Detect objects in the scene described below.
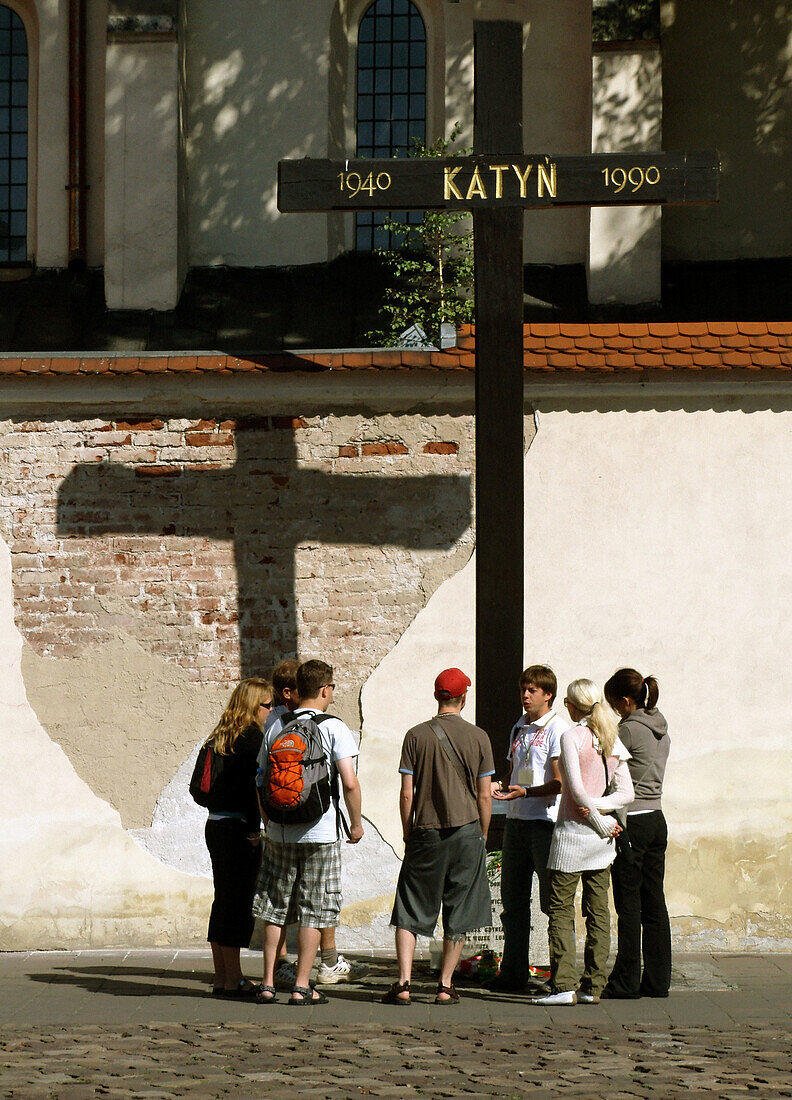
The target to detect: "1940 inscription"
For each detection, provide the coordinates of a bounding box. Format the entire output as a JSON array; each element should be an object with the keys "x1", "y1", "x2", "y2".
[{"x1": 279, "y1": 151, "x2": 719, "y2": 212}]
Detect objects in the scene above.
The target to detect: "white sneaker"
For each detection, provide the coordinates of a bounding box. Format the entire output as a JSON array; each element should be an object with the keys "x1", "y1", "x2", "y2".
[
  {"x1": 315, "y1": 954, "x2": 369, "y2": 985},
  {"x1": 577, "y1": 991, "x2": 600, "y2": 1004},
  {"x1": 530, "y1": 989, "x2": 578, "y2": 1006},
  {"x1": 273, "y1": 960, "x2": 297, "y2": 990}
]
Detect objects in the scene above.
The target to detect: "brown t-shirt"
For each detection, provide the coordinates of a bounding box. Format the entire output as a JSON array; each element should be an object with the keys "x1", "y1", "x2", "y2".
[{"x1": 399, "y1": 713, "x2": 495, "y2": 829}]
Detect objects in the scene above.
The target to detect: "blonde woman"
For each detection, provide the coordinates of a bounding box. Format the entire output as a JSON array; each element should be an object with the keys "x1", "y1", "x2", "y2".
[
  {"x1": 202, "y1": 677, "x2": 273, "y2": 998},
  {"x1": 532, "y1": 679, "x2": 634, "y2": 1006}
]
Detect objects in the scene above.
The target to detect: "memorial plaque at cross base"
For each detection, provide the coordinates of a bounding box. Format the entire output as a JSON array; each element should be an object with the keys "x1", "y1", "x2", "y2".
[{"x1": 276, "y1": 19, "x2": 720, "y2": 786}]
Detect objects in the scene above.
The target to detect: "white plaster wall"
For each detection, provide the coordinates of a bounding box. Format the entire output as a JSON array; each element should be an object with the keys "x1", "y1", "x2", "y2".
[
  {"x1": 0, "y1": 535, "x2": 213, "y2": 949},
  {"x1": 521, "y1": 0, "x2": 592, "y2": 266},
  {"x1": 589, "y1": 46, "x2": 661, "y2": 304},
  {"x1": 105, "y1": 39, "x2": 180, "y2": 309},
  {"x1": 360, "y1": 395, "x2": 792, "y2": 947},
  {"x1": 185, "y1": 0, "x2": 333, "y2": 267}
]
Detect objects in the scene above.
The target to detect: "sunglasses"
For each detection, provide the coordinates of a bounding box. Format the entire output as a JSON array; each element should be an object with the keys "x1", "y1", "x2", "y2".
[{"x1": 259, "y1": 700, "x2": 274, "y2": 709}]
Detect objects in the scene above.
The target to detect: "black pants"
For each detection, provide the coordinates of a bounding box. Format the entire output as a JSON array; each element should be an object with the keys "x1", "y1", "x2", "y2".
[
  {"x1": 205, "y1": 818, "x2": 261, "y2": 949},
  {"x1": 606, "y1": 810, "x2": 672, "y2": 997}
]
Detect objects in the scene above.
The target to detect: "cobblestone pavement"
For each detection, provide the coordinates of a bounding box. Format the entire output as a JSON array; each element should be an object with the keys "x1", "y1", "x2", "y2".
[{"x1": 1, "y1": 952, "x2": 791, "y2": 1098}]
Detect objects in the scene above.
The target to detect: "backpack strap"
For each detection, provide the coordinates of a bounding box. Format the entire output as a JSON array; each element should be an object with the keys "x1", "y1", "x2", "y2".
[{"x1": 429, "y1": 717, "x2": 475, "y2": 800}]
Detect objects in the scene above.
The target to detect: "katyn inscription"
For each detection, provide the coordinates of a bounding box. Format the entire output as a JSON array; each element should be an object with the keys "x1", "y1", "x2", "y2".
[{"x1": 280, "y1": 152, "x2": 719, "y2": 212}]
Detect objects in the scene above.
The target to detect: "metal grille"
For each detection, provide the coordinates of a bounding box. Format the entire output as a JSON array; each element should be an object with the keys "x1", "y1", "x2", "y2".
[
  {"x1": 355, "y1": 0, "x2": 426, "y2": 251},
  {"x1": 0, "y1": 5, "x2": 27, "y2": 264}
]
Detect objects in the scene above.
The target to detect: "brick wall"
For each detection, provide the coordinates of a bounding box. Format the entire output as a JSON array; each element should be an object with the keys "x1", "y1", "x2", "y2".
[{"x1": 2, "y1": 414, "x2": 473, "y2": 716}]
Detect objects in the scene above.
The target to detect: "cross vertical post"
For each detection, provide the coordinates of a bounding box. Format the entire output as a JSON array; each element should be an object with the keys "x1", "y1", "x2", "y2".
[{"x1": 472, "y1": 20, "x2": 525, "y2": 770}]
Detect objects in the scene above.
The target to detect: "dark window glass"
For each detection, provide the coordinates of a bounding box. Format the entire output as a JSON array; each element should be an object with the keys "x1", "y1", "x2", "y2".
[
  {"x1": 0, "y1": 6, "x2": 27, "y2": 263},
  {"x1": 355, "y1": 0, "x2": 426, "y2": 251}
]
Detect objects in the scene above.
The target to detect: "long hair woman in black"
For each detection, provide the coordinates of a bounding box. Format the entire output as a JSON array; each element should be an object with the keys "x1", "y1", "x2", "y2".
[{"x1": 202, "y1": 676, "x2": 272, "y2": 998}]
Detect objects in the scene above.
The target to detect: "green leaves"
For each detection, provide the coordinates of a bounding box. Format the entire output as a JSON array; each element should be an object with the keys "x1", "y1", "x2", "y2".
[{"x1": 367, "y1": 124, "x2": 475, "y2": 348}]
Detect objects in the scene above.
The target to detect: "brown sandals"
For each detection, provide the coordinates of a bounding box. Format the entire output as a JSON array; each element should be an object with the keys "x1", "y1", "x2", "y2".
[
  {"x1": 435, "y1": 982, "x2": 460, "y2": 1005},
  {"x1": 381, "y1": 980, "x2": 411, "y2": 1005}
]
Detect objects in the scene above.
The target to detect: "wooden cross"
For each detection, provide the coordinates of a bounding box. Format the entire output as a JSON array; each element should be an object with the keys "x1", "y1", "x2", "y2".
[
  {"x1": 57, "y1": 423, "x2": 470, "y2": 685},
  {"x1": 278, "y1": 20, "x2": 719, "y2": 767}
]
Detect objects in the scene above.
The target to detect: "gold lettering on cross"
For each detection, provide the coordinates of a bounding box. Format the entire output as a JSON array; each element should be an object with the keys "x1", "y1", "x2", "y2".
[
  {"x1": 488, "y1": 165, "x2": 510, "y2": 199},
  {"x1": 512, "y1": 163, "x2": 534, "y2": 199},
  {"x1": 444, "y1": 166, "x2": 463, "y2": 200},
  {"x1": 465, "y1": 165, "x2": 487, "y2": 200},
  {"x1": 538, "y1": 162, "x2": 557, "y2": 198}
]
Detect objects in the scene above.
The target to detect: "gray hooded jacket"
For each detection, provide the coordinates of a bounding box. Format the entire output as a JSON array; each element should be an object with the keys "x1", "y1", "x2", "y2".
[{"x1": 617, "y1": 708, "x2": 670, "y2": 813}]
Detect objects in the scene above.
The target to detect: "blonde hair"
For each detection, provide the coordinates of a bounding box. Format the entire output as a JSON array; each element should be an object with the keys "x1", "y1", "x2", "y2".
[
  {"x1": 565, "y1": 678, "x2": 619, "y2": 758},
  {"x1": 208, "y1": 677, "x2": 272, "y2": 755}
]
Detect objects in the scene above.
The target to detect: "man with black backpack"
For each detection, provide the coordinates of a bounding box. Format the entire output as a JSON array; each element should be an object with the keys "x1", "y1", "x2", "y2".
[
  {"x1": 253, "y1": 659, "x2": 363, "y2": 1005},
  {"x1": 382, "y1": 668, "x2": 494, "y2": 1006}
]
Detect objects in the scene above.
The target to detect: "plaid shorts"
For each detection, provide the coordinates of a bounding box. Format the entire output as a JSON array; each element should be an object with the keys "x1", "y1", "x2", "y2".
[{"x1": 252, "y1": 838, "x2": 342, "y2": 928}]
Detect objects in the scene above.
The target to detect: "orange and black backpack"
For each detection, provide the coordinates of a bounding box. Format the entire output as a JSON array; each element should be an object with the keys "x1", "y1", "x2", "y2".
[{"x1": 257, "y1": 711, "x2": 335, "y2": 826}]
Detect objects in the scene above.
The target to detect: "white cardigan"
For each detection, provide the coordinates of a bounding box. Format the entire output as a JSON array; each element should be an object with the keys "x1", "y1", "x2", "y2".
[{"x1": 547, "y1": 723, "x2": 635, "y2": 873}]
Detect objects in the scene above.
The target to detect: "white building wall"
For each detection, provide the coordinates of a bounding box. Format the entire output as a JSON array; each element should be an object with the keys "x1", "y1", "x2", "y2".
[
  {"x1": 2, "y1": 377, "x2": 791, "y2": 950},
  {"x1": 589, "y1": 44, "x2": 662, "y2": 305},
  {"x1": 104, "y1": 37, "x2": 180, "y2": 309},
  {"x1": 184, "y1": 0, "x2": 334, "y2": 268}
]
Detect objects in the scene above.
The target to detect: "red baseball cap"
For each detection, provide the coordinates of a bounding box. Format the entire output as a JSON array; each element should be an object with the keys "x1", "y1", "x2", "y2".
[{"x1": 434, "y1": 667, "x2": 472, "y2": 698}]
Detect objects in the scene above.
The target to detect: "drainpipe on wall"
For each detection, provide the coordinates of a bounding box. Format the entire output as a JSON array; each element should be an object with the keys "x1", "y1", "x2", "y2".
[{"x1": 67, "y1": 0, "x2": 88, "y2": 268}]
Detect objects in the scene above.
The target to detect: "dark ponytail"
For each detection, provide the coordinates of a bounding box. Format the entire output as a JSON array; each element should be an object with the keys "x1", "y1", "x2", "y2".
[{"x1": 604, "y1": 668, "x2": 659, "y2": 710}]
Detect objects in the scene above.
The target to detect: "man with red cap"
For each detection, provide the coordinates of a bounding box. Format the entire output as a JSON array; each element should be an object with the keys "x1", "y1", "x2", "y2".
[{"x1": 382, "y1": 668, "x2": 494, "y2": 1005}]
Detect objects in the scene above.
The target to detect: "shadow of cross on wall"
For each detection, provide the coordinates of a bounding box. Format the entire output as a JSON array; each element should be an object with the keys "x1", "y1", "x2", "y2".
[{"x1": 56, "y1": 418, "x2": 471, "y2": 682}]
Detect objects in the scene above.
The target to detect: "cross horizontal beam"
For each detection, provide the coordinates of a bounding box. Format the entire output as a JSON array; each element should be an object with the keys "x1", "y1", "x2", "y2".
[{"x1": 278, "y1": 151, "x2": 720, "y2": 212}]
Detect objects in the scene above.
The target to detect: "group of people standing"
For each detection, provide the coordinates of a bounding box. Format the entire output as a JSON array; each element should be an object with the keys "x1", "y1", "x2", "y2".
[
  {"x1": 488, "y1": 664, "x2": 671, "y2": 1005},
  {"x1": 197, "y1": 655, "x2": 671, "y2": 1007}
]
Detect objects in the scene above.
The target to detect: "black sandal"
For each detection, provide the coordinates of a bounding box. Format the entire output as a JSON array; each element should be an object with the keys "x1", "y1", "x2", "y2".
[
  {"x1": 381, "y1": 980, "x2": 411, "y2": 1005},
  {"x1": 289, "y1": 985, "x2": 329, "y2": 1006},
  {"x1": 435, "y1": 982, "x2": 460, "y2": 1005},
  {"x1": 255, "y1": 985, "x2": 277, "y2": 1004}
]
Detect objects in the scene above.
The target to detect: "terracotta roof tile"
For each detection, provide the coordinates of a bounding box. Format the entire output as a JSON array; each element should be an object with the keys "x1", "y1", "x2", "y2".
[
  {"x1": 531, "y1": 323, "x2": 561, "y2": 337},
  {"x1": 166, "y1": 356, "x2": 198, "y2": 372},
  {"x1": 635, "y1": 352, "x2": 668, "y2": 369},
  {"x1": 19, "y1": 357, "x2": 51, "y2": 373},
  {"x1": 577, "y1": 353, "x2": 610, "y2": 369},
  {"x1": 664, "y1": 352, "x2": 696, "y2": 369},
  {"x1": 723, "y1": 352, "x2": 753, "y2": 368},
  {"x1": 136, "y1": 357, "x2": 169, "y2": 373},
  {"x1": 106, "y1": 356, "x2": 141, "y2": 373},
  {"x1": 752, "y1": 351, "x2": 783, "y2": 368},
  {"x1": 1, "y1": 323, "x2": 791, "y2": 378},
  {"x1": 606, "y1": 352, "x2": 636, "y2": 368},
  {"x1": 51, "y1": 357, "x2": 81, "y2": 374}
]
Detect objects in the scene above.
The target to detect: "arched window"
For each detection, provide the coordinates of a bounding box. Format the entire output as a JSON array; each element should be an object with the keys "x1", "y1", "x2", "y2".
[
  {"x1": 0, "y1": 4, "x2": 27, "y2": 263},
  {"x1": 355, "y1": 0, "x2": 426, "y2": 251}
]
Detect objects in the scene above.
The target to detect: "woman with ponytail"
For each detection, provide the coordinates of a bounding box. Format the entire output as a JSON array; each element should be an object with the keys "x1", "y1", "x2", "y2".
[
  {"x1": 531, "y1": 679, "x2": 634, "y2": 1006},
  {"x1": 602, "y1": 669, "x2": 671, "y2": 1000},
  {"x1": 202, "y1": 676, "x2": 272, "y2": 998}
]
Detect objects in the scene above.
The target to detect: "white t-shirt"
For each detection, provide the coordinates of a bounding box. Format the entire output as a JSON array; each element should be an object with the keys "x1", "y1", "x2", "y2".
[
  {"x1": 506, "y1": 709, "x2": 569, "y2": 822},
  {"x1": 257, "y1": 707, "x2": 358, "y2": 844}
]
